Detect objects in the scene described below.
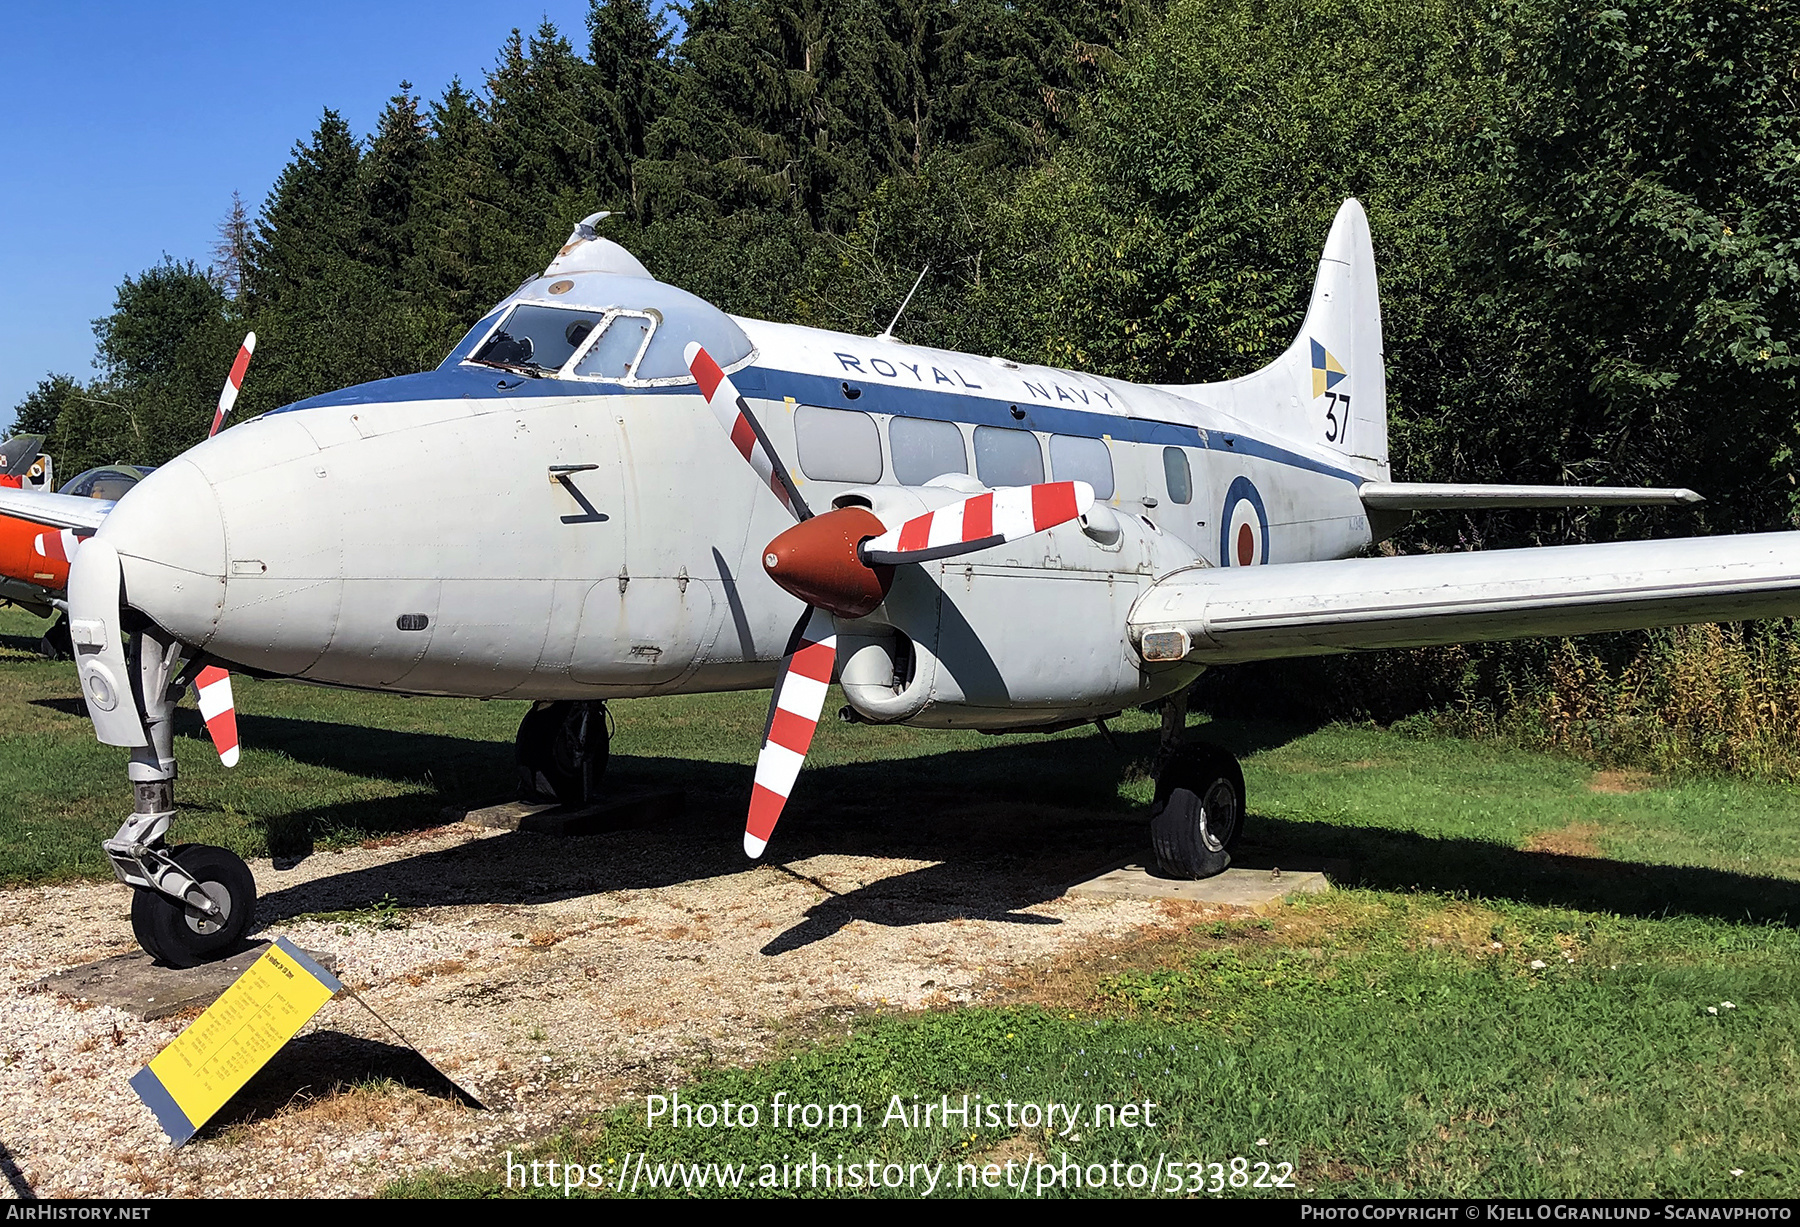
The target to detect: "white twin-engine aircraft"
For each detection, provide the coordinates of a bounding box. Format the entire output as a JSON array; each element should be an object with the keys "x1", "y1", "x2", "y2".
[{"x1": 7, "y1": 199, "x2": 1798, "y2": 967}]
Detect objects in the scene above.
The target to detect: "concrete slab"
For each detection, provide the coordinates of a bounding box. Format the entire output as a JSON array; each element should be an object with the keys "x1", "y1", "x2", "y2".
[
  {"x1": 1066, "y1": 858, "x2": 1343, "y2": 910},
  {"x1": 452, "y1": 787, "x2": 686, "y2": 836},
  {"x1": 34, "y1": 942, "x2": 339, "y2": 1021}
]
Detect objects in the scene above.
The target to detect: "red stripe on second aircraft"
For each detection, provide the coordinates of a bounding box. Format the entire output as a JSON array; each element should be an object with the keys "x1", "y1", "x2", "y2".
[{"x1": 1031, "y1": 482, "x2": 1078, "y2": 531}]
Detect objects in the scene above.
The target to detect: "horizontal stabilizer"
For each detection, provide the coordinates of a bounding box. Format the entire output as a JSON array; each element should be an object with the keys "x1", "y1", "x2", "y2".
[
  {"x1": 0, "y1": 488, "x2": 113, "y2": 533},
  {"x1": 1130, "y1": 532, "x2": 1800, "y2": 664},
  {"x1": 1359, "y1": 482, "x2": 1702, "y2": 510}
]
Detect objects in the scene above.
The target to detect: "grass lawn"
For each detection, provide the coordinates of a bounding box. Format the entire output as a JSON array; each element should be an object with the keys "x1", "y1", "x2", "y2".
[{"x1": 2, "y1": 604, "x2": 1796, "y2": 1196}]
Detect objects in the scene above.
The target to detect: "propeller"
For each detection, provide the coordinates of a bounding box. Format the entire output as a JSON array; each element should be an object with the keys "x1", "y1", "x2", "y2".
[
  {"x1": 209, "y1": 333, "x2": 256, "y2": 439},
  {"x1": 685, "y1": 342, "x2": 1094, "y2": 859},
  {"x1": 181, "y1": 332, "x2": 255, "y2": 765}
]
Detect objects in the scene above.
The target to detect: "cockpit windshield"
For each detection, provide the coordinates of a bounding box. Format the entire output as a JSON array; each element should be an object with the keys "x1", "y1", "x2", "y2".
[
  {"x1": 457, "y1": 273, "x2": 754, "y2": 384},
  {"x1": 471, "y1": 305, "x2": 602, "y2": 376}
]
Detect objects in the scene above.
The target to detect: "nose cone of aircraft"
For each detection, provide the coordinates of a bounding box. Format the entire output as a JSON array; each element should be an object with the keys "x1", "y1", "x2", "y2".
[{"x1": 99, "y1": 458, "x2": 228, "y2": 647}]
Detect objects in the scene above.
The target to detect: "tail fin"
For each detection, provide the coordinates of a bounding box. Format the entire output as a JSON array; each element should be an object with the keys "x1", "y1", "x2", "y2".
[{"x1": 1172, "y1": 199, "x2": 1389, "y2": 478}]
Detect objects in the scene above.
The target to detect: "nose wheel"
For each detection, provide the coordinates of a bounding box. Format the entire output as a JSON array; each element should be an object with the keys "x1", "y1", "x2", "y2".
[
  {"x1": 129, "y1": 844, "x2": 257, "y2": 967},
  {"x1": 516, "y1": 700, "x2": 609, "y2": 807}
]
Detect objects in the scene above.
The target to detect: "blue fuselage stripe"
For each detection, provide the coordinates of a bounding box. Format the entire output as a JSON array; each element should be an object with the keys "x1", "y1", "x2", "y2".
[{"x1": 272, "y1": 363, "x2": 1363, "y2": 486}]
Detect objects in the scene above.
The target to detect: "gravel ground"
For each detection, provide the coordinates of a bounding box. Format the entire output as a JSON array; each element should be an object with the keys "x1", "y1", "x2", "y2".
[{"x1": 0, "y1": 800, "x2": 1177, "y2": 1198}]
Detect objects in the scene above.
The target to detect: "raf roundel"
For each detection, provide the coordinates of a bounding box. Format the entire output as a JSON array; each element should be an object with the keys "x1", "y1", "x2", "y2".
[{"x1": 1220, "y1": 475, "x2": 1270, "y2": 567}]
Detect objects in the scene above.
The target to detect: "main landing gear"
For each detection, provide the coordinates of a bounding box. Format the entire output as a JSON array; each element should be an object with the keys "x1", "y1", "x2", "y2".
[
  {"x1": 1147, "y1": 688, "x2": 1245, "y2": 879},
  {"x1": 101, "y1": 625, "x2": 256, "y2": 967},
  {"x1": 515, "y1": 700, "x2": 609, "y2": 806}
]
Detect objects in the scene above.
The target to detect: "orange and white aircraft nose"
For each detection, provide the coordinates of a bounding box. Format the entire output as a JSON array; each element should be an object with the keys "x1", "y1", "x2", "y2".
[{"x1": 0, "y1": 514, "x2": 68, "y2": 590}]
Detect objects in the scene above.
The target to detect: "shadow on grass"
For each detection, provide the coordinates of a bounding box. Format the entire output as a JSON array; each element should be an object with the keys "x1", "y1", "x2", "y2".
[
  {"x1": 1243, "y1": 816, "x2": 1800, "y2": 928},
  {"x1": 252, "y1": 720, "x2": 1800, "y2": 955}
]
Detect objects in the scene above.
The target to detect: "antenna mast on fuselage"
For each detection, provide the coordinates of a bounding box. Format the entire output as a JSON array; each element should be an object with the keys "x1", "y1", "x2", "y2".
[{"x1": 875, "y1": 265, "x2": 930, "y2": 343}]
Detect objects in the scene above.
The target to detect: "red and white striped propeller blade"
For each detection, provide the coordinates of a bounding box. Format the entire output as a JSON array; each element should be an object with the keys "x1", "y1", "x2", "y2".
[
  {"x1": 194, "y1": 665, "x2": 240, "y2": 767},
  {"x1": 685, "y1": 342, "x2": 812, "y2": 521},
  {"x1": 194, "y1": 340, "x2": 254, "y2": 764},
  {"x1": 208, "y1": 332, "x2": 256, "y2": 439},
  {"x1": 861, "y1": 480, "x2": 1095, "y2": 566},
  {"x1": 745, "y1": 606, "x2": 836, "y2": 858}
]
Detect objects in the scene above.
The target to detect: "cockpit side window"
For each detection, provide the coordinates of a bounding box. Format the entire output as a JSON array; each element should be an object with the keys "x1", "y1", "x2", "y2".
[
  {"x1": 458, "y1": 274, "x2": 756, "y2": 384},
  {"x1": 469, "y1": 305, "x2": 603, "y2": 376},
  {"x1": 573, "y1": 313, "x2": 654, "y2": 380},
  {"x1": 632, "y1": 312, "x2": 694, "y2": 381}
]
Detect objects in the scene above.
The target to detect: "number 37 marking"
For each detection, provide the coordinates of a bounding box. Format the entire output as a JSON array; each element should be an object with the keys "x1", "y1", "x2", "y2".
[{"x1": 1324, "y1": 391, "x2": 1352, "y2": 444}]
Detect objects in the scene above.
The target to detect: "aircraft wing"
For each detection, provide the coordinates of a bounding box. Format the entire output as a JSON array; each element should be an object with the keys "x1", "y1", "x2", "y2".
[
  {"x1": 1358, "y1": 482, "x2": 1702, "y2": 509},
  {"x1": 1129, "y1": 532, "x2": 1800, "y2": 664},
  {"x1": 0, "y1": 488, "x2": 114, "y2": 533}
]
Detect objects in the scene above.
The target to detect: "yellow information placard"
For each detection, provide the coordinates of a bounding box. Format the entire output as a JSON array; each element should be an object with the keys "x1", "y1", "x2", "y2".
[{"x1": 130, "y1": 936, "x2": 342, "y2": 1146}]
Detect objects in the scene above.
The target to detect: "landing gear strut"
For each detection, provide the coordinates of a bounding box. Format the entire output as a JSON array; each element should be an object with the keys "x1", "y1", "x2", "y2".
[
  {"x1": 99, "y1": 624, "x2": 256, "y2": 966},
  {"x1": 1147, "y1": 688, "x2": 1245, "y2": 880},
  {"x1": 516, "y1": 700, "x2": 609, "y2": 807}
]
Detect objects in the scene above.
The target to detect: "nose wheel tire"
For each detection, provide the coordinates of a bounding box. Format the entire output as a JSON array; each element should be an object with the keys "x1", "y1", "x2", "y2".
[
  {"x1": 516, "y1": 700, "x2": 609, "y2": 807},
  {"x1": 129, "y1": 844, "x2": 257, "y2": 967},
  {"x1": 1149, "y1": 745, "x2": 1245, "y2": 880}
]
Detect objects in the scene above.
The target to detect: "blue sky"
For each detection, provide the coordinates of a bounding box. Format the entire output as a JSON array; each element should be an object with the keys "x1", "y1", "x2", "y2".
[{"x1": 0, "y1": 1, "x2": 615, "y2": 432}]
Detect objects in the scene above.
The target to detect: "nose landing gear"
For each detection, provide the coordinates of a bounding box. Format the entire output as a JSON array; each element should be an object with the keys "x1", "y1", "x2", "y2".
[
  {"x1": 129, "y1": 843, "x2": 256, "y2": 967},
  {"x1": 515, "y1": 700, "x2": 609, "y2": 806},
  {"x1": 98, "y1": 624, "x2": 257, "y2": 965}
]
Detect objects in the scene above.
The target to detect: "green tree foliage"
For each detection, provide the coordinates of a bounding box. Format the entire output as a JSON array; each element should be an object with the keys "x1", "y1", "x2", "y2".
[
  {"x1": 10, "y1": 375, "x2": 82, "y2": 440},
  {"x1": 1478, "y1": 0, "x2": 1800, "y2": 533},
  {"x1": 15, "y1": 0, "x2": 1797, "y2": 552},
  {"x1": 84, "y1": 259, "x2": 236, "y2": 469}
]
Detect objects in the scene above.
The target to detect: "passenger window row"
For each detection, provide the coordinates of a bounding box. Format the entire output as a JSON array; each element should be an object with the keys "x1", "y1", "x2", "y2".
[{"x1": 793, "y1": 406, "x2": 1119, "y2": 499}]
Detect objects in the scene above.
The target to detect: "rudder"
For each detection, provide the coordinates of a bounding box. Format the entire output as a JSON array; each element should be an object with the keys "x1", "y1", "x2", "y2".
[{"x1": 1172, "y1": 199, "x2": 1389, "y2": 477}]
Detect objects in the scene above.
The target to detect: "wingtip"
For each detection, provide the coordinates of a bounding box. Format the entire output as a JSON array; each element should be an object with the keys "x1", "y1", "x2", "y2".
[
  {"x1": 219, "y1": 746, "x2": 240, "y2": 768},
  {"x1": 743, "y1": 832, "x2": 768, "y2": 859}
]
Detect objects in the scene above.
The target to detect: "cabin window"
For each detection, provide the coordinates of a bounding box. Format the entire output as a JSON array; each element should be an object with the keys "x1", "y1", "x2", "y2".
[
  {"x1": 973, "y1": 426, "x2": 1044, "y2": 487},
  {"x1": 471, "y1": 304, "x2": 603, "y2": 375},
  {"x1": 573, "y1": 313, "x2": 654, "y2": 380},
  {"x1": 889, "y1": 417, "x2": 967, "y2": 485},
  {"x1": 796, "y1": 406, "x2": 883, "y2": 483},
  {"x1": 1163, "y1": 447, "x2": 1193, "y2": 505},
  {"x1": 1049, "y1": 434, "x2": 1115, "y2": 499}
]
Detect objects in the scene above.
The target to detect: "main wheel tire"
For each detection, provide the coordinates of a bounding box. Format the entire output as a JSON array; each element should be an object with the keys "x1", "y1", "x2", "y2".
[
  {"x1": 515, "y1": 700, "x2": 608, "y2": 807},
  {"x1": 1149, "y1": 745, "x2": 1245, "y2": 880},
  {"x1": 129, "y1": 844, "x2": 257, "y2": 967}
]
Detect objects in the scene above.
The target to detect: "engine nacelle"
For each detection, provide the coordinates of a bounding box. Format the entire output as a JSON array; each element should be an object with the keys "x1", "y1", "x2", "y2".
[{"x1": 834, "y1": 488, "x2": 1204, "y2": 730}]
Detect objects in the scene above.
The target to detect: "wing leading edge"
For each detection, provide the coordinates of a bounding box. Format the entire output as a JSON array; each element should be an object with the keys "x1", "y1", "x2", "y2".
[
  {"x1": 0, "y1": 488, "x2": 114, "y2": 533},
  {"x1": 1130, "y1": 532, "x2": 1800, "y2": 664}
]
